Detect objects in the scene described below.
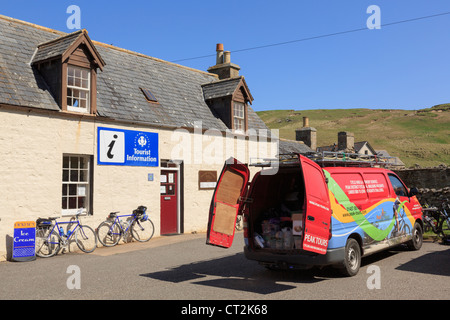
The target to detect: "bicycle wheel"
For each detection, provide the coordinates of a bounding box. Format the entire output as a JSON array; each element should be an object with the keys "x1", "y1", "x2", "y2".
[
  {"x1": 131, "y1": 218, "x2": 154, "y2": 242},
  {"x1": 75, "y1": 225, "x2": 97, "y2": 253},
  {"x1": 35, "y1": 227, "x2": 60, "y2": 258},
  {"x1": 97, "y1": 220, "x2": 121, "y2": 247}
]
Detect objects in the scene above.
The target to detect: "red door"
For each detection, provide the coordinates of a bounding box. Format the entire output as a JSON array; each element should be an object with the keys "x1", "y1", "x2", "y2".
[
  {"x1": 206, "y1": 158, "x2": 250, "y2": 248},
  {"x1": 160, "y1": 170, "x2": 178, "y2": 234},
  {"x1": 299, "y1": 155, "x2": 331, "y2": 255}
]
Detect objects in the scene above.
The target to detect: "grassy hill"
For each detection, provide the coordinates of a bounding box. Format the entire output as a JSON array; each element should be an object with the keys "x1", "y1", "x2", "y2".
[{"x1": 257, "y1": 104, "x2": 450, "y2": 168}]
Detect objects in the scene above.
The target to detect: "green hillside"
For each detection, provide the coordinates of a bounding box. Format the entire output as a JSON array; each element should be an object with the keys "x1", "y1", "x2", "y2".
[{"x1": 257, "y1": 104, "x2": 450, "y2": 168}]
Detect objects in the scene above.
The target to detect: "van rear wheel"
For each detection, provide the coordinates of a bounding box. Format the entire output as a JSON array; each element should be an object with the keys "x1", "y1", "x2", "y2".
[{"x1": 340, "y1": 238, "x2": 361, "y2": 277}]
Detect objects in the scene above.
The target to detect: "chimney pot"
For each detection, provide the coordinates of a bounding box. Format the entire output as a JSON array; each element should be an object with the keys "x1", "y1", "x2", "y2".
[
  {"x1": 223, "y1": 51, "x2": 231, "y2": 64},
  {"x1": 216, "y1": 43, "x2": 224, "y2": 65},
  {"x1": 303, "y1": 117, "x2": 309, "y2": 128}
]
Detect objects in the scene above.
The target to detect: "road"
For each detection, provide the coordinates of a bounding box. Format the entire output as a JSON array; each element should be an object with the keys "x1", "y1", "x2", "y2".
[{"x1": 0, "y1": 232, "x2": 449, "y2": 302}]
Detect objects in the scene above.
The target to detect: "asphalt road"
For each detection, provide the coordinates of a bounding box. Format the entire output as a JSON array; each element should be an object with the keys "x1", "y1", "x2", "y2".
[{"x1": 0, "y1": 232, "x2": 449, "y2": 301}]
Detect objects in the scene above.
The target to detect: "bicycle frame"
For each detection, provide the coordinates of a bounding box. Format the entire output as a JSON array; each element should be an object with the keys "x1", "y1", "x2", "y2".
[
  {"x1": 107, "y1": 214, "x2": 135, "y2": 236},
  {"x1": 43, "y1": 219, "x2": 83, "y2": 245}
]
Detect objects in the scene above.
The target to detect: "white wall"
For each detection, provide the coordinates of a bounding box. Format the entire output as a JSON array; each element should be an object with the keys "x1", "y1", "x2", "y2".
[{"x1": 0, "y1": 107, "x2": 277, "y2": 261}]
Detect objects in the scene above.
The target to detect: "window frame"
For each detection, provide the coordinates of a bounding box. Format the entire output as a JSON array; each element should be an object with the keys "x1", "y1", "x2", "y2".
[
  {"x1": 62, "y1": 154, "x2": 92, "y2": 216},
  {"x1": 388, "y1": 173, "x2": 408, "y2": 197},
  {"x1": 232, "y1": 101, "x2": 246, "y2": 133},
  {"x1": 66, "y1": 65, "x2": 91, "y2": 114}
]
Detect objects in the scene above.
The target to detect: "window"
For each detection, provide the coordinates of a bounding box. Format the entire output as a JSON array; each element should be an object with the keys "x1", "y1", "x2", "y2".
[
  {"x1": 233, "y1": 101, "x2": 245, "y2": 132},
  {"x1": 388, "y1": 174, "x2": 408, "y2": 197},
  {"x1": 62, "y1": 155, "x2": 91, "y2": 215},
  {"x1": 67, "y1": 65, "x2": 90, "y2": 113},
  {"x1": 140, "y1": 87, "x2": 158, "y2": 103}
]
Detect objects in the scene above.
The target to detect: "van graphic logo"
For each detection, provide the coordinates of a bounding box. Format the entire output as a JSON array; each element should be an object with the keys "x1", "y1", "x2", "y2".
[{"x1": 98, "y1": 127, "x2": 158, "y2": 167}]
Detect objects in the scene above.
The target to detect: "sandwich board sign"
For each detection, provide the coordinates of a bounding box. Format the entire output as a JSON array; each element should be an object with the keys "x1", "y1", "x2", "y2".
[{"x1": 12, "y1": 221, "x2": 36, "y2": 262}]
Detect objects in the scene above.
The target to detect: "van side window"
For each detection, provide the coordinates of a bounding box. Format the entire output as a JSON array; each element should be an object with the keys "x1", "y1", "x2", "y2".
[{"x1": 388, "y1": 174, "x2": 408, "y2": 197}]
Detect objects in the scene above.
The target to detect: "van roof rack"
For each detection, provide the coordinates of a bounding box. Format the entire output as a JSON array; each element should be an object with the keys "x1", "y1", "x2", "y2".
[
  {"x1": 250, "y1": 152, "x2": 400, "y2": 168},
  {"x1": 306, "y1": 151, "x2": 398, "y2": 168},
  {"x1": 249, "y1": 154, "x2": 299, "y2": 168}
]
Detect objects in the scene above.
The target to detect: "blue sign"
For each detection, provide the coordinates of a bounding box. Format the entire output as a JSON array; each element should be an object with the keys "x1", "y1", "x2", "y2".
[
  {"x1": 12, "y1": 221, "x2": 36, "y2": 262},
  {"x1": 97, "y1": 127, "x2": 159, "y2": 167}
]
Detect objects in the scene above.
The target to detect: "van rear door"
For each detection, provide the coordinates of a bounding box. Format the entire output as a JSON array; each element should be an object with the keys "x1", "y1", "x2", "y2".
[
  {"x1": 206, "y1": 158, "x2": 250, "y2": 248},
  {"x1": 300, "y1": 155, "x2": 331, "y2": 255}
]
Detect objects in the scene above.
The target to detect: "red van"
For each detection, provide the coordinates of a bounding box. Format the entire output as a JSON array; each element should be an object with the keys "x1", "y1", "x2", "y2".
[{"x1": 206, "y1": 154, "x2": 423, "y2": 276}]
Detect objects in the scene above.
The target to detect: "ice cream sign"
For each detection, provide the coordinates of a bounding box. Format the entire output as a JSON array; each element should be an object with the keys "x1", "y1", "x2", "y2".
[{"x1": 98, "y1": 127, "x2": 159, "y2": 167}]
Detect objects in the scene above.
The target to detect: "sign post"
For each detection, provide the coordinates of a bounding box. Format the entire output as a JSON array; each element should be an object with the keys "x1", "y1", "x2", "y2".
[{"x1": 12, "y1": 221, "x2": 36, "y2": 262}]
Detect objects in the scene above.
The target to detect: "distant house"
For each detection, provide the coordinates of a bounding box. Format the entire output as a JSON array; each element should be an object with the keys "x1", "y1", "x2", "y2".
[
  {"x1": 355, "y1": 141, "x2": 377, "y2": 156},
  {"x1": 316, "y1": 132, "x2": 405, "y2": 168},
  {"x1": 292, "y1": 118, "x2": 405, "y2": 167},
  {"x1": 317, "y1": 132, "x2": 377, "y2": 155},
  {"x1": 317, "y1": 134, "x2": 376, "y2": 156}
]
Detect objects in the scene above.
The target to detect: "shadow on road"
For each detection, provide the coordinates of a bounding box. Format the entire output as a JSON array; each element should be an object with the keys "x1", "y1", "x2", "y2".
[
  {"x1": 395, "y1": 246, "x2": 450, "y2": 276},
  {"x1": 140, "y1": 253, "x2": 330, "y2": 295},
  {"x1": 360, "y1": 243, "x2": 450, "y2": 277}
]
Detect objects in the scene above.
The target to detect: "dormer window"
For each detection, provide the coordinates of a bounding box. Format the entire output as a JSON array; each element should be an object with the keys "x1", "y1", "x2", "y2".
[
  {"x1": 67, "y1": 65, "x2": 90, "y2": 113},
  {"x1": 32, "y1": 29, "x2": 105, "y2": 115},
  {"x1": 202, "y1": 76, "x2": 253, "y2": 134}
]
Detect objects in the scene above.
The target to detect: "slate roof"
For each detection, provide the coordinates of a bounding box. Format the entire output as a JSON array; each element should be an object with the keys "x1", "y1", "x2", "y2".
[
  {"x1": 32, "y1": 30, "x2": 84, "y2": 64},
  {"x1": 0, "y1": 15, "x2": 269, "y2": 133},
  {"x1": 278, "y1": 139, "x2": 313, "y2": 155},
  {"x1": 202, "y1": 77, "x2": 244, "y2": 100}
]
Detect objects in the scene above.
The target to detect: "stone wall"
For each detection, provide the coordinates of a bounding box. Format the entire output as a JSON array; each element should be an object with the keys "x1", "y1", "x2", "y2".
[{"x1": 394, "y1": 166, "x2": 450, "y2": 207}]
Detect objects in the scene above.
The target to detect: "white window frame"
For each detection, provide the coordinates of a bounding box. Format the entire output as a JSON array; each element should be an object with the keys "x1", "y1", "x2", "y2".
[
  {"x1": 67, "y1": 65, "x2": 90, "y2": 113},
  {"x1": 62, "y1": 154, "x2": 91, "y2": 216},
  {"x1": 233, "y1": 101, "x2": 245, "y2": 133}
]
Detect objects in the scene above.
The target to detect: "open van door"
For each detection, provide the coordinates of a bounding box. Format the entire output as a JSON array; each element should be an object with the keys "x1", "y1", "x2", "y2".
[
  {"x1": 299, "y1": 155, "x2": 331, "y2": 255},
  {"x1": 206, "y1": 158, "x2": 250, "y2": 248}
]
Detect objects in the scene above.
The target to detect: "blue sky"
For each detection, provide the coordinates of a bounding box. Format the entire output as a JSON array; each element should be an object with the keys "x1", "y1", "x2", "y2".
[{"x1": 2, "y1": 1, "x2": 450, "y2": 111}]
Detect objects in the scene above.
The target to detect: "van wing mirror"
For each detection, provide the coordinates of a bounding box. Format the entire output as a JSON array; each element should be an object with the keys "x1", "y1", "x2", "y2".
[{"x1": 408, "y1": 187, "x2": 419, "y2": 197}]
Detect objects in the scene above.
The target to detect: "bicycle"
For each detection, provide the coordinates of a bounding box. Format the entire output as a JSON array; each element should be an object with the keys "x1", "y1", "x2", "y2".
[
  {"x1": 35, "y1": 211, "x2": 97, "y2": 258},
  {"x1": 96, "y1": 205, "x2": 154, "y2": 247},
  {"x1": 392, "y1": 206, "x2": 411, "y2": 237},
  {"x1": 423, "y1": 198, "x2": 450, "y2": 243}
]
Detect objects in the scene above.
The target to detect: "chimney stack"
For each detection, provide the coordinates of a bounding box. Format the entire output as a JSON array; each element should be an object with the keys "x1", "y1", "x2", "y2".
[
  {"x1": 338, "y1": 131, "x2": 354, "y2": 152},
  {"x1": 208, "y1": 43, "x2": 240, "y2": 80},
  {"x1": 295, "y1": 117, "x2": 317, "y2": 151}
]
